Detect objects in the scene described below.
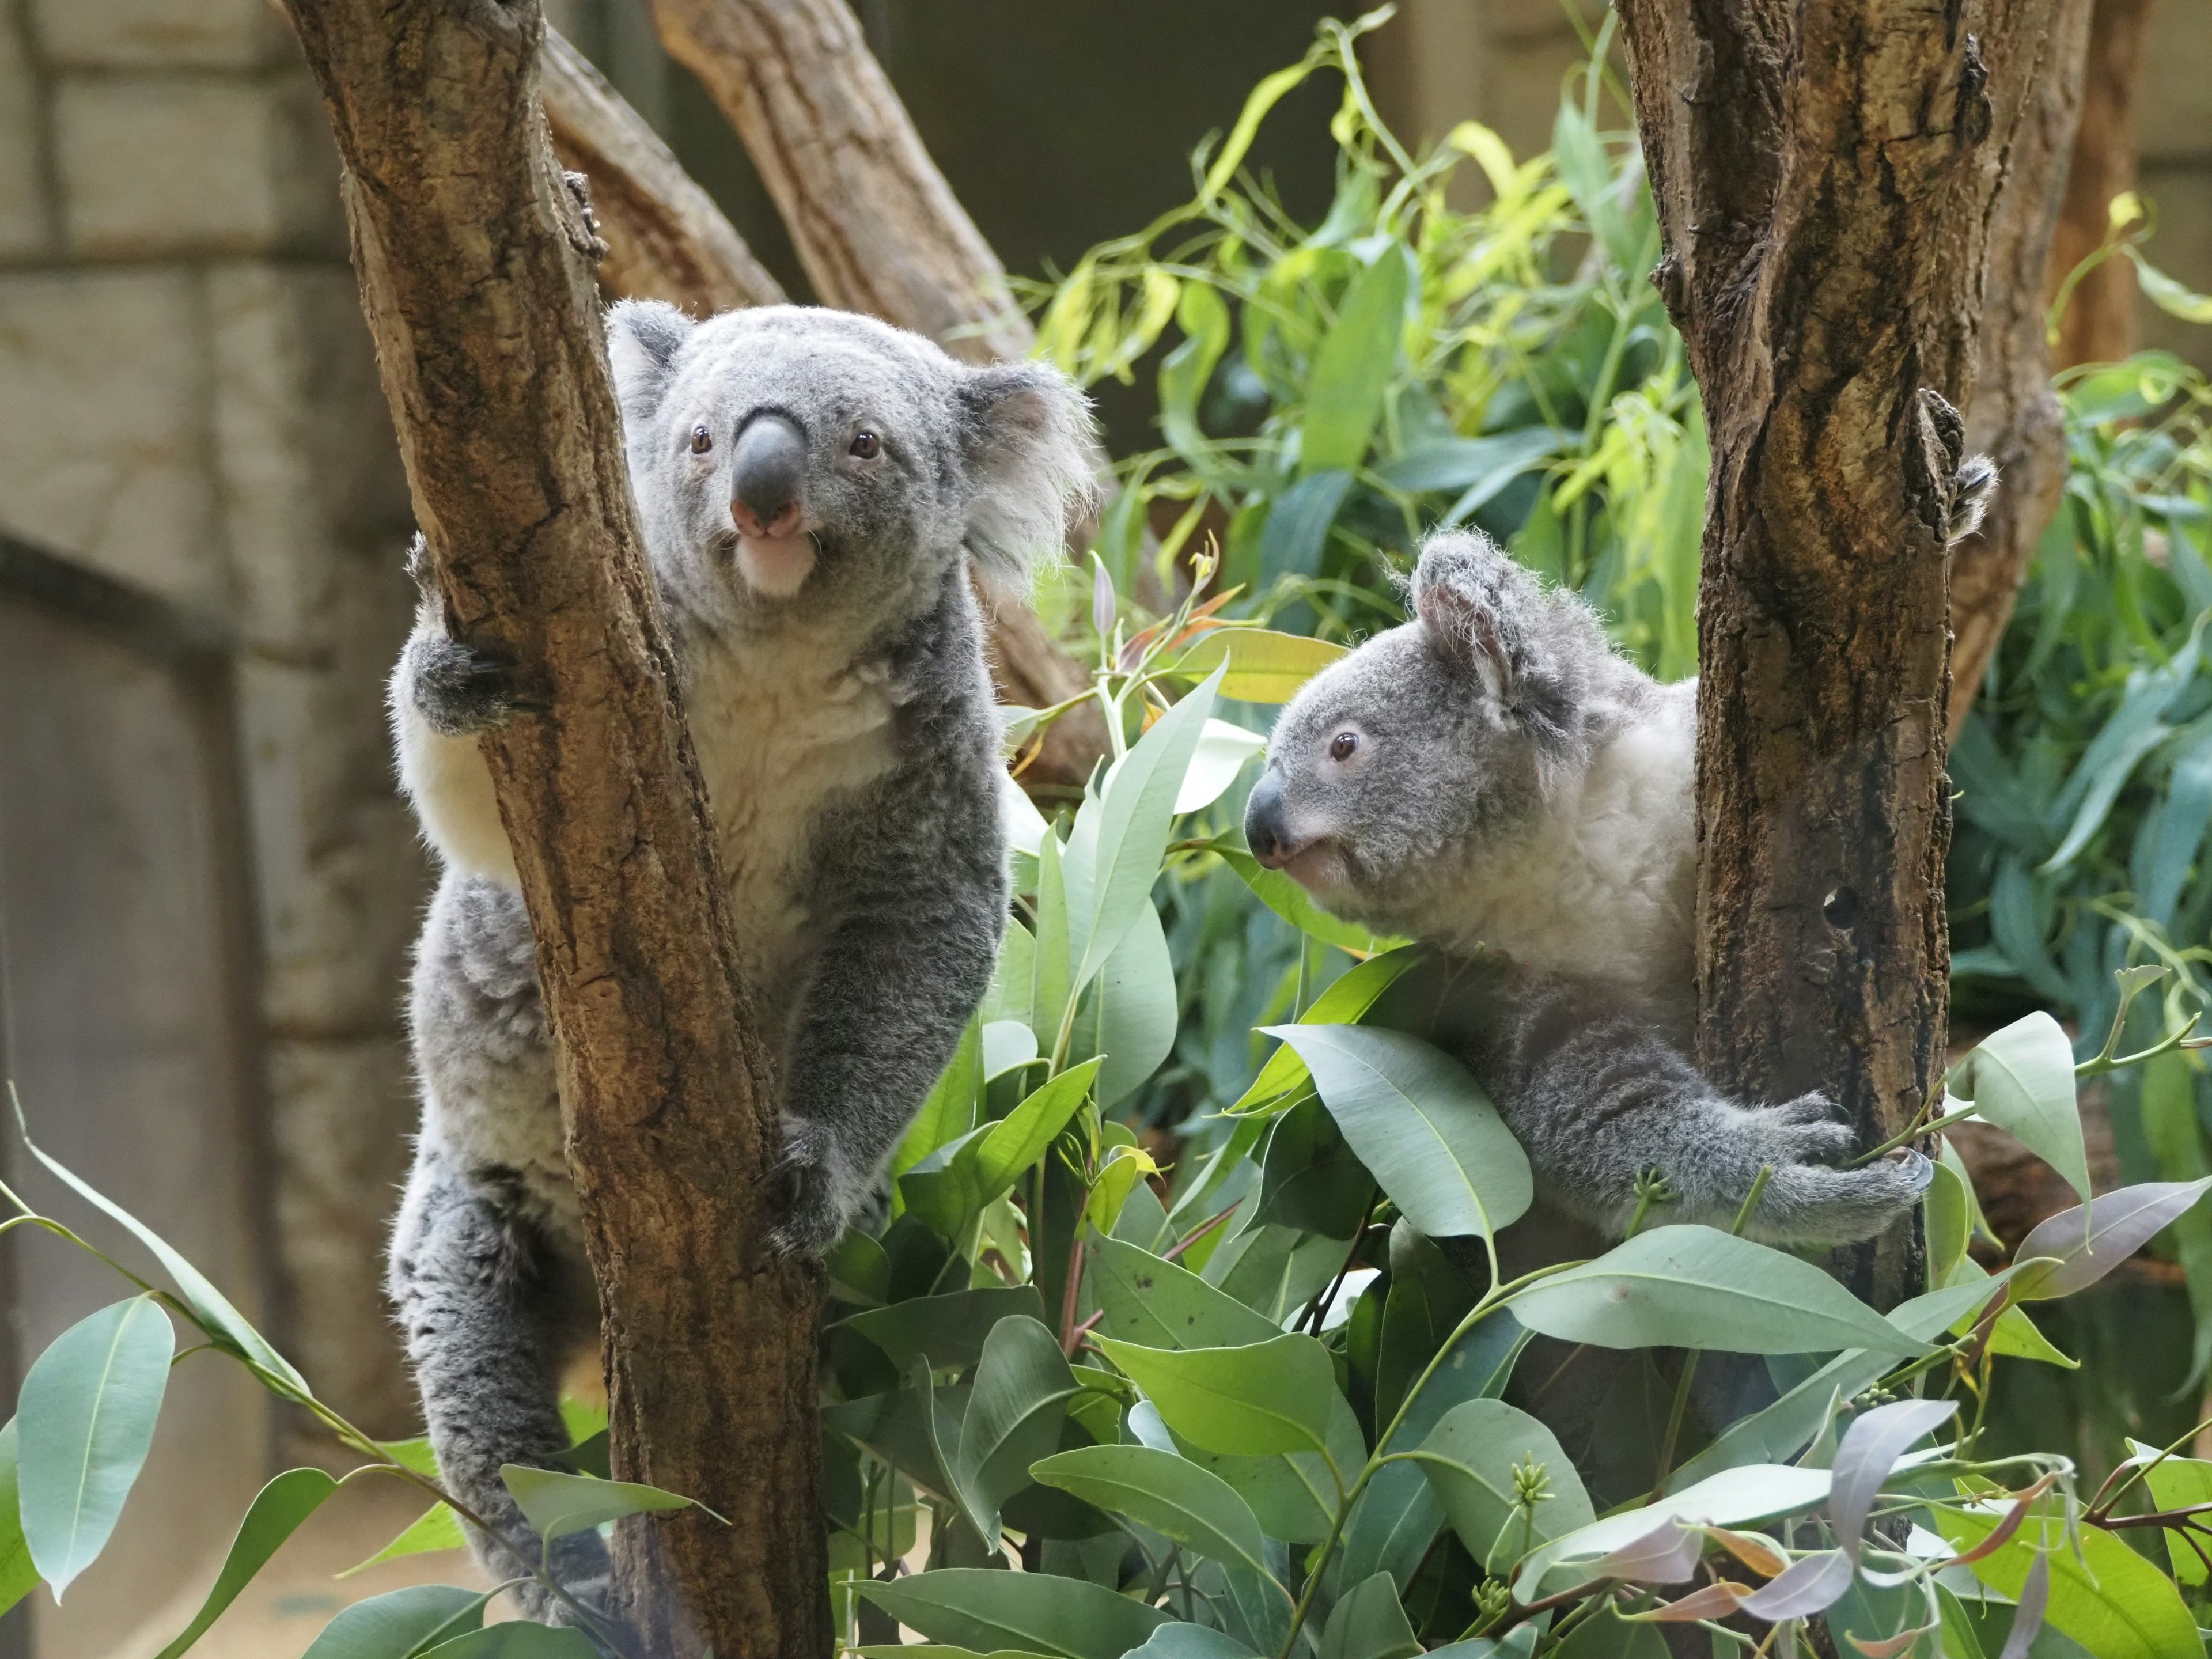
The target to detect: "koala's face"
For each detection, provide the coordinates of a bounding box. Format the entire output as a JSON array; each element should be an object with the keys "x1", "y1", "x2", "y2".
[
  {"x1": 1244, "y1": 531, "x2": 1612, "y2": 935},
  {"x1": 1244, "y1": 628, "x2": 1543, "y2": 931},
  {"x1": 605, "y1": 303, "x2": 1091, "y2": 628}
]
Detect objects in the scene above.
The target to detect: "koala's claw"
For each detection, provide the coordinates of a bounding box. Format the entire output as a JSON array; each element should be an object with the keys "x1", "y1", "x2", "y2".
[
  {"x1": 1751, "y1": 1146, "x2": 1936, "y2": 1247},
  {"x1": 410, "y1": 635, "x2": 529, "y2": 737},
  {"x1": 759, "y1": 1122, "x2": 857, "y2": 1260}
]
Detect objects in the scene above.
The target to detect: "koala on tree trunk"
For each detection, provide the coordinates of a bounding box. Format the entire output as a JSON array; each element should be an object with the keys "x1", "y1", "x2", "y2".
[
  {"x1": 386, "y1": 304, "x2": 1091, "y2": 1622},
  {"x1": 1245, "y1": 464, "x2": 1997, "y2": 1246}
]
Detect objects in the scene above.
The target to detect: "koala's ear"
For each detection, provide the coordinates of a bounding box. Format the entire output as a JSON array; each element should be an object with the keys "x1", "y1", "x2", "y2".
[
  {"x1": 1409, "y1": 531, "x2": 1535, "y2": 702},
  {"x1": 605, "y1": 300, "x2": 695, "y2": 423},
  {"x1": 955, "y1": 361, "x2": 1097, "y2": 589}
]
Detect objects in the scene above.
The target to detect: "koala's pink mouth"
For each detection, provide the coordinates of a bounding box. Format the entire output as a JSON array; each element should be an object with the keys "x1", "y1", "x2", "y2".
[
  {"x1": 1275, "y1": 840, "x2": 1347, "y2": 895},
  {"x1": 736, "y1": 531, "x2": 817, "y2": 599}
]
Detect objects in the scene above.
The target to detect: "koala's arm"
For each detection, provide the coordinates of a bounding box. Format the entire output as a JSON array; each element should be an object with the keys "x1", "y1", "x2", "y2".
[
  {"x1": 389, "y1": 537, "x2": 525, "y2": 885},
  {"x1": 766, "y1": 744, "x2": 1006, "y2": 1257},
  {"x1": 1458, "y1": 967, "x2": 1930, "y2": 1246}
]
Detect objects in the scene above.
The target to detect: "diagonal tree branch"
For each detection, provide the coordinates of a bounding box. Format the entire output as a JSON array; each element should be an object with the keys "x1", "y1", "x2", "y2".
[{"x1": 281, "y1": 2, "x2": 824, "y2": 1653}]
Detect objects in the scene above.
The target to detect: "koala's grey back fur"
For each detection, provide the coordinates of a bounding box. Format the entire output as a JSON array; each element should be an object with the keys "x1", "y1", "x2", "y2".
[{"x1": 386, "y1": 304, "x2": 1092, "y2": 1626}]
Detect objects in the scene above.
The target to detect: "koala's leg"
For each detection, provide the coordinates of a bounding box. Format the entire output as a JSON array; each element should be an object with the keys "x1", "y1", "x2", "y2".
[
  {"x1": 389, "y1": 1152, "x2": 609, "y2": 1627},
  {"x1": 1482, "y1": 974, "x2": 1932, "y2": 1246}
]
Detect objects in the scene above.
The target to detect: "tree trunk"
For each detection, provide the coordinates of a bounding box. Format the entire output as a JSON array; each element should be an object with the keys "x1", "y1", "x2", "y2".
[
  {"x1": 1617, "y1": 0, "x2": 2067, "y2": 1306},
  {"x1": 282, "y1": 3, "x2": 825, "y2": 1654},
  {"x1": 2046, "y1": 0, "x2": 2154, "y2": 369},
  {"x1": 1946, "y1": 0, "x2": 2095, "y2": 733}
]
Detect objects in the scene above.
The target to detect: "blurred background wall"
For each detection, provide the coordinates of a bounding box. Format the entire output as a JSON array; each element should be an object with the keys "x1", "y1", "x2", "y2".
[{"x1": 0, "y1": 0, "x2": 2204, "y2": 1653}]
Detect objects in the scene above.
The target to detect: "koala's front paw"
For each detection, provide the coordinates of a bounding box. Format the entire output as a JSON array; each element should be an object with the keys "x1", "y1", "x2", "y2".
[
  {"x1": 409, "y1": 635, "x2": 526, "y2": 737},
  {"x1": 762, "y1": 1119, "x2": 867, "y2": 1259},
  {"x1": 1745, "y1": 1092, "x2": 1935, "y2": 1247}
]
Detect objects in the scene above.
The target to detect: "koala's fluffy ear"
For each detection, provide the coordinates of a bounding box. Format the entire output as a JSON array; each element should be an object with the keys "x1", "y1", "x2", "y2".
[
  {"x1": 605, "y1": 299, "x2": 695, "y2": 424},
  {"x1": 955, "y1": 361, "x2": 1097, "y2": 589},
  {"x1": 1409, "y1": 532, "x2": 1539, "y2": 702}
]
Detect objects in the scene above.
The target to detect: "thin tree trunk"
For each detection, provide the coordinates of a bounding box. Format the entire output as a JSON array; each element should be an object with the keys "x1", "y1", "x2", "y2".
[
  {"x1": 2046, "y1": 0, "x2": 2154, "y2": 369},
  {"x1": 1946, "y1": 0, "x2": 2094, "y2": 733},
  {"x1": 1617, "y1": 0, "x2": 2067, "y2": 1307},
  {"x1": 282, "y1": 3, "x2": 825, "y2": 1654}
]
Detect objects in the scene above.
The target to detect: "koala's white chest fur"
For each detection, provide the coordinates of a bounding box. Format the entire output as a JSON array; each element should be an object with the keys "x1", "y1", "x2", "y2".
[
  {"x1": 1430, "y1": 684, "x2": 1698, "y2": 1029},
  {"x1": 681, "y1": 632, "x2": 901, "y2": 1019}
]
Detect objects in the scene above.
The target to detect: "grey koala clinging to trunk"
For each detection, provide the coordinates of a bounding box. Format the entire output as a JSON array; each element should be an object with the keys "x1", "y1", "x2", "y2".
[
  {"x1": 1244, "y1": 457, "x2": 1995, "y2": 1248},
  {"x1": 387, "y1": 302, "x2": 1091, "y2": 1622}
]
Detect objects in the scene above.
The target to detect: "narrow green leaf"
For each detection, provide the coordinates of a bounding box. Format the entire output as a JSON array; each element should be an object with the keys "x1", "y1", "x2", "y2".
[
  {"x1": 1096, "y1": 1332, "x2": 1336, "y2": 1456},
  {"x1": 1088, "y1": 903, "x2": 1177, "y2": 1110},
  {"x1": 1506, "y1": 1226, "x2": 1929, "y2": 1356},
  {"x1": 1229, "y1": 946, "x2": 1426, "y2": 1114},
  {"x1": 859, "y1": 1568, "x2": 1170, "y2": 1659},
  {"x1": 154, "y1": 1467, "x2": 340, "y2": 1657},
  {"x1": 416, "y1": 1626, "x2": 600, "y2": 1658},
  {"x1": 19, "y1": 1294, "x2": 176, "y2": 1597},
  {"x1": 1301, "y1": 249, "x2": 1412, "y2": 475},
  {"x1": 1950, "y1": 1013, "x2": 2090, "y2": 1202},
  {"x1": 1261, "y1": 1025, "x2": 1531, "y2": 1241},
  {"x1": 894, "y1": 1016, "x2": 983, "y2": 1186},
  {"x1": 952, "y1": 1316, "x2": 1079, "y2": 1540},
  {"x1": 1032, "y1": 1444, "x2": 1271, "y2": 1581},
  {"x1": 499, "y1": 1464, "x2": 704, "y2": 1543},
  {"x1": 1213, "y1": 845, "x2": 1406, "y2": 955},
  {"x1": 300, "y1": 1585, "x2": 486, "y2": 1659},
  {"x1": 974, "y1": 1059, "x2": 1102, "y2": 1193},
  {"x1": 340, "y1": 1500, "x2": 467, "y2": 1577},
  {"x1": 0, "y1": 1423, "x2": 40, "y2": 1620}
]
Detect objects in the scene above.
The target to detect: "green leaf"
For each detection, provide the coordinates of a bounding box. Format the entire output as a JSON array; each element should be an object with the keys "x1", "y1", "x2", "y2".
[
  {"x1": 14, "y1": 1109, "x2": 310, "y2": 1396},
  {"x1": 1514, "y1": 1465, "x2": 1834, "y2": 1601},
  {"x1": 1506, "y1": 1226, "x2": 1928, "y2": 1356},
  {"x1": 342, "y1": 1501, "x2": 468, "y2": 1577},
  {"x1": 1160, "y1": 281, "x2": 1232, "y2": 460},
  {"x1": 1926, "y1": 1158, "x2": 1971, "y2": 1283},
  {"x1": 18, "y1": 1294, "x2": 176, "y2": 1597},
  {"x1": 952, "y1": 1316, "x2": 1080, "y2": 1540},
  {"x1": 0, "y1": 1424, "x2": 40, "y2": 1620},
  {"x1": 1126, "y1": 1626, "x2": 1258, "y2": 1659},
  {"x1": 2139, "y1": 1448, "x2": 2212, "y2": 1584},
  {"x1": 416, "y1": 1628, "x2": 600, "y2": 1659},
  {"x1": 376, "y1": 1435, "x2": 440, "y2": 1479},
  {"x1": 1551, "y1": 101, "x2": 1640, "y2": 275},
  {"x1": 894, "y1": 1016, "x2": 984, "y2": 1188},
  {"x1": 1210, "y1": 843, "x2": 1409, "y2": 957},
  {"x1": 1087, "y1": 1238, "x2": 1282, "y2": 1350},
  {"x1": 1096, "y1": 1332, "x2": 1337, "y2": 1456},
  {"x1": 1029, "y1": 831, "x2": 1074, "y2": 1053},
  {"x1": 1318, "y1": 1572, "x2": 1422, "y2": 1659},
  {"x1": 1164, "y1": 631, "x2": 1349, "y2": 705},
  {"x1": 1260, "y1": 1025, "x2": 1531, "y2": 1242},
  {"x1": 1258, "y1": 471, "x2": 1354, "y2": 583},
  {"x1": 1229, "y1": 947, "x2": 1426, "y2": 1114},
  {"x1": 1137, "y1": 1392, "x2": 1366, "y2": 1546},
  {"x1": 1066, "y1": 667, "x2": 1222, "y2": 986},
  {"x1": 153, "y1": 1467, "x2": 341, "y2": 1657},
  {"x1": 859, "y1": 1568, "x2": 1170, "y2": 1659},
  {"x1": 838, "y1": 1286, "x2": 1050, "y2": 1372},
  {"x1": 2012, "y1": 1179, "x2": 2212, "y2": 1300},
  {"x1": 1205, "y1": 1224, "x2": 1345, "y2": 1324},
  {"x1": 1937, "y1": 1505, "x2": 2201, "y2": 1659},
  {"x1": 499, "y1": 1464, "x2": 704, "y2": 1543},
  {"x1": 1031, "y1": 1445, "x2": 1272, "y2": 1581},
  {"x1": 1950, "y1": 1013, "x2": 2090, "y2": 1203},
  {"x1": 901, "y1": 1062, "x2": 1101, "y2": 1237},
  {"x1": 1256, "y1": 1097, "x2": 1374, "y2": 1239},
  {"x1": 300, "y1": 1585, "x2": 487, "y2": 1659},
  {"x1": 1088, "y1": 900, "x2": 1178, "y2": 1110},
  {"x1": 825, "y1": 1382, "x2": 969, "y2": 1499},
  {"x1": 1301, "y1": 248, "x2": 1411, "y2": 475},
  {"x1": 1410, "y1": 1399, "x2": 1594, "y2": 1573}
]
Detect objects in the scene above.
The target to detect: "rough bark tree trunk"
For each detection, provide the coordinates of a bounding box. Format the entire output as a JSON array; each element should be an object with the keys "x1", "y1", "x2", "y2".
[
  {"x1": 1616, "y1": 0, "x2": 2069, "y2": 1306},
  {"x1": 1946, "y1": 0, "x2": 2095, "y2": 734},
  {"x1": 282, "y1": 2, "x2": 825, "y2": 1654},
  {"x1": 2046, "y1": 0, "x2": 2154, "y2": 369}
]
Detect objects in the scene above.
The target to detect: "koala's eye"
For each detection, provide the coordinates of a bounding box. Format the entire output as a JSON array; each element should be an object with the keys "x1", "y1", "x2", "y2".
[
  {"x1": 1329, "y1": 731, "x2": 1359, "y2": 762},
  {"x1": 849, "y1": 430, "x2": 881, "y2": 460},
  {"x1": 688, "y1": 425, "x2": 714, "y2": 455}
]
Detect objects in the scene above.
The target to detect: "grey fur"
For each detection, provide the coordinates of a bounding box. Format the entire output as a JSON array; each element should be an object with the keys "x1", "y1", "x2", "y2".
[
  {"x1": 1246, "y1": 463, "x2": 1996, "y2": 1248},
  {"x1": 387, "y1": 304, "x2": 1092, "y2": 1622}
]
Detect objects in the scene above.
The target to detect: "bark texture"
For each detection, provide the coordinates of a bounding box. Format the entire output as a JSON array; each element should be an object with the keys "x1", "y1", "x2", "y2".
[
  {"x1": 1617, "y1": 0, "x2": 2067, "y2": 1305},
  {"x1": 646, "y1": 0, "x2": 1029, "y2": 363},
  {"x1": 1946, "y1": 0, "x2": 2096, "y2": 733},
  {"x1": 543, "y1": 28, "x2": 787, "y2": 315},
  {"x1": 2046, "y1": 0, "x2": 2154, "y2": 369},
  {"x1": 281, "y1": 2, "x2": 825, "y2": 1653}
]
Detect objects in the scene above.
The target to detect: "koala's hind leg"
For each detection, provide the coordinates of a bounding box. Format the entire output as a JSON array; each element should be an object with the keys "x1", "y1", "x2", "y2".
[{"x1": 389, "y1": 1154, "x2": 609, "y2": 1628}]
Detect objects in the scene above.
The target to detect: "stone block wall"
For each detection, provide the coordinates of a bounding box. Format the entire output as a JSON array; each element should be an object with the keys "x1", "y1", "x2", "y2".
[{"x1": 0, "y1": 0, "x2": 426, "y2": 1461}]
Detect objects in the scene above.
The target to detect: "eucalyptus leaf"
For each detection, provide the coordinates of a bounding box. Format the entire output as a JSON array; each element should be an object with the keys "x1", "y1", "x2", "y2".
[
  {"x1": 1096, "y1": 1332, "x2": 1337, "y2": 1456},
  {"x1": 951, "y1": 1315, "x2": 1080, "y2": 1540},
  {"x1": 2012, "y1": 1178, "x2": 2212, "y2": 1300},
  {"x1": 501, "y1": 1464, "x2": 704, "y2": 1542},
  {"x1": 1410, "y1": 1399, "x2": 1594, "y2": 1573},
  {"x1": 1029, "y1": 1445, "x2": 1273, "y2": 1582},
  {"x1": 300, "y1": 1585, "x2": 487, "y2": 1659},
  {"x1": 154, "y1": 1467, "x2": 342, "y2": 1657},
  {"x1": 0, "y1": 1425, "x2": 35, "y2": 1620},
  {"x1": 1950, "y1": 1013, "x2": 2090, "y2": 1203},
  {"x1": 1317, "y1": 1571, "x2": 1422, "y2": 1659},
  {"x1": 1301, "y1": 248, "x2": 1412, "y2": 475},
  {"x1": 1514, "y1": 1464, "x2": 1835, "y2": 1601},
  {"x1": 342, "y1": 1500, "x2": 468, "y2": 1577},
  {"x1": 1086, "y1": 1237, "x2": 1281, "y2": 1351},
  {"x1": 836, "y1": 1286, "x2": 1050, "y2": 1372},
  {"x1": 859, "y1": 1568, "x2": 1169, "y2": 1659}
]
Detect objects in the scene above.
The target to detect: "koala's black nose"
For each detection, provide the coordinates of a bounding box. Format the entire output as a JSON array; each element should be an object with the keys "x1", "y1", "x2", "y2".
[
  {"x1": 729, "y1": 412, "x2": 808, "y2": 539},
  {"x1": 1245, "y1": 770, "x2": 1293, "y2": 869}
]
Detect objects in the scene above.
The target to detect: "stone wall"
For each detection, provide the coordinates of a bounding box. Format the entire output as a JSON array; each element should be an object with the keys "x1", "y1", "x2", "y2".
[{"x1": 0, "y1": 0, "x2": 425, "y2": 1456}]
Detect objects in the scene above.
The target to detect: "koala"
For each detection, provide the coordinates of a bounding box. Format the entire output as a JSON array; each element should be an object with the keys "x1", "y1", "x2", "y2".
[
  {"x1": 385, "y1": 303, "x2": 1091, "y2": 1622},
  {"x1": 1244, "y1": 464, "x2": 1995, "y2": 1253}
]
